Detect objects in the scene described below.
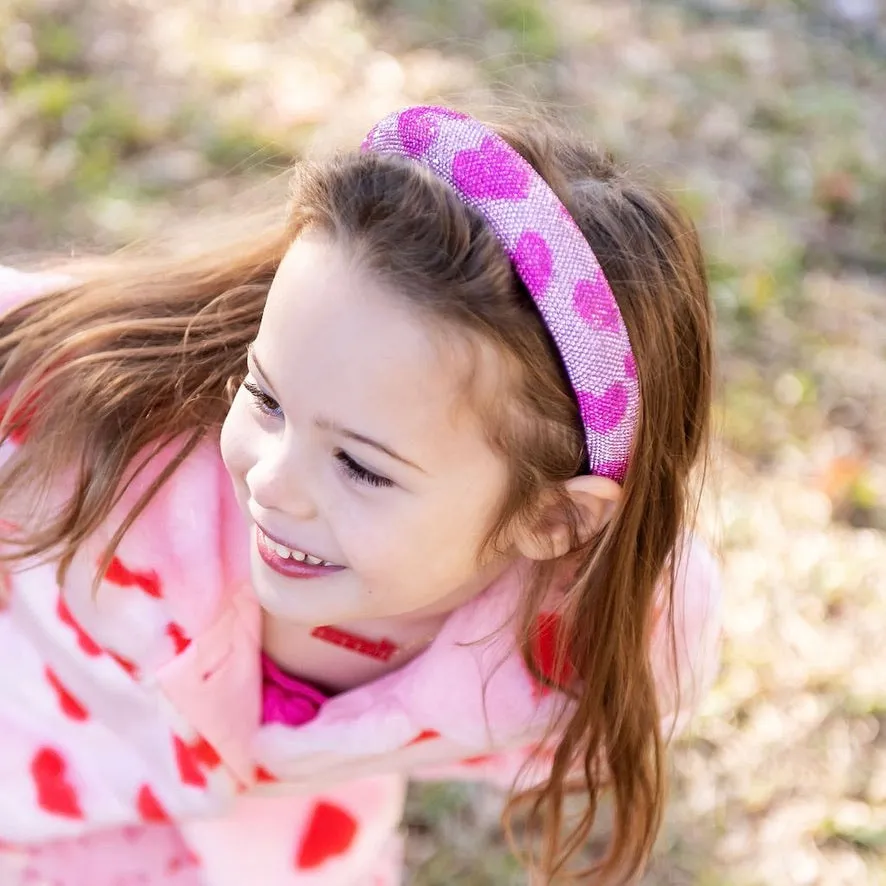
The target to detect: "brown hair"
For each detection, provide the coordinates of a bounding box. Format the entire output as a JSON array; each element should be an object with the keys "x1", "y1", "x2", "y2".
[{"x1": 0, "y1": 117, "x2": 712, "y2": 882}]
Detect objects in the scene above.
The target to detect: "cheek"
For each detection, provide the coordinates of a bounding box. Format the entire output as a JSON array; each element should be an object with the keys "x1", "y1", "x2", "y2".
[
  {"x1": 347, "y1": 499, "x2": 480, "y2": 586},
  {"x1": 219, "y1": 397, "x2": 254, "y2": 485},
  {"x1": 425, "y1": 482, "x2": 507, "y2": 573},
  {"x1": 325, "y1": 501, "x2": 414, "y2": 580}
]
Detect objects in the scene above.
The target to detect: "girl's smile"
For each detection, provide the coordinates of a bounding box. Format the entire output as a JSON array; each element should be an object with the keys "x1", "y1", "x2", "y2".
[{"x1": 255, "y1": 525, "x2": 346, "y2": 577}]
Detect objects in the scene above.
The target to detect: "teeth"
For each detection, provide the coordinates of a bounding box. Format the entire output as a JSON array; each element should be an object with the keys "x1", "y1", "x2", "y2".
[{"x1": 260, "y1": 530, "x2": 335, "y2": 566}]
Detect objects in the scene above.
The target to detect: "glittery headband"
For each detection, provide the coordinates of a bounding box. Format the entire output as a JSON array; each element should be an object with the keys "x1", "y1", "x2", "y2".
[{"x1": 362, "y1": 106, "x2": 639, "y2": 483}]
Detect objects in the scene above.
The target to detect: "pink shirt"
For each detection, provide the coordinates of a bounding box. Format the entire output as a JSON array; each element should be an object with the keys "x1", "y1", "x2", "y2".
[{"x1": 260, "y1": 654, "x2": 329, "y2": 727}]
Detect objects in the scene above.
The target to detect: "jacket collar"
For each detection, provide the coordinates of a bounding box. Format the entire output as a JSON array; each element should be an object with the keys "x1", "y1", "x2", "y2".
[{"x1": 155, "y1": 563, "x2": 559, "y2": 784}]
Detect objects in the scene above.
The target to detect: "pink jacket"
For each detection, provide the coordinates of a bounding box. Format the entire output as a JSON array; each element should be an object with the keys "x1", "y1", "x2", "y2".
[{"x1": 0, "y1": 266, "x2": 722, "y2": 885}]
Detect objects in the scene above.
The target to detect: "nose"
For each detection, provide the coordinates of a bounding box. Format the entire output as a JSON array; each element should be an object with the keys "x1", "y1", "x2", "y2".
[{"x1": 245, "y1": 440, "x2": 317, "y2": 521}]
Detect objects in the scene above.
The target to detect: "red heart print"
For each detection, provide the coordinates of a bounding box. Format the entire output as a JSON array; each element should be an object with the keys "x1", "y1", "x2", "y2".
[
  {"x1": 0, "y1": 394, "x2": 36, "y2": 444},
  {"x1": 576, "y1": 384, "x2": 628, "y2": 435},
  {"x1": 452, "y1": 136, "x2": 531, "y2": 201},
  {"x1": 461, "y1": 754, "x2": 495, "y2": 766},
  {"x1": 108, "y1": 649, "x2": 139, "y2": 678},
  {"x1": 190, "y1": 736, "x2": 221, "y2": 769},
  {"x1": 56, "y1": 595, "x2": 102, "y2": 657},
  {"x1": 31, "y1": 747, "x2": 83, "y2": 818},
  {"x1": 173, "y1": 736, "x2": 206, "y2": 788},
  {"x1": 166, "y1": 622, "x2": 191, "y2": 654},
  {"x1": 295, "y1": 801, "x2": 358, "y2": 870},
  {"x1": 45, "y1": 667, "x2": 89, "y2": 721},
  {"x1": 573, "y1": 279, "x2": 619, "y2": 331},
  {"x1": 406, "y1": 729, "x2": 440, "y2": 746},
  {"x1": 254, "y1": 765, "x2": 278, "y2": 784},
  {"x1": 137, "y1": 785, "x2": 170, "y2": 823},
  {"x1": 529, "y1": 612, "x2": 575, "y2": 699},
  {"x1": 104, "y1": 557, "x2": 162, "y2": 598}
]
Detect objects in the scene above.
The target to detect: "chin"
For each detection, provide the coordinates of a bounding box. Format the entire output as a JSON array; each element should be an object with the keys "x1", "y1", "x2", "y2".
[
  {"x1": 248, "y1": 569, "x2": 353, "y2": 626},
  {"x1": 253, "y1": 585, "x2": 336, "y2": 625}
]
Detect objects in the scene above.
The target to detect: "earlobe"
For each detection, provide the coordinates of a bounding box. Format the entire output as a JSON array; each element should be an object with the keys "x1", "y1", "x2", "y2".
[{"x1": 514, "y1": 475, "x2": 623, "y2": 562}]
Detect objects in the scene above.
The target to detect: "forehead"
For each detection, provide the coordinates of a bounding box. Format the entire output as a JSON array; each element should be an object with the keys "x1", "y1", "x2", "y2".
[{"x1": 257, "y1": 233, "x2": 486, "y2": 454}]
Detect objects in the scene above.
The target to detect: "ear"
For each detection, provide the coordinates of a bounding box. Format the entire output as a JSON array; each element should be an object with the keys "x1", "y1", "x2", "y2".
[{"x1": 514, "y1": 475, "x2": 623, "y2": 562}]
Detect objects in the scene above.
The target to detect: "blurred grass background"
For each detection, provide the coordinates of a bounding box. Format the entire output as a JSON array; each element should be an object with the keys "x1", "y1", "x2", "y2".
[{"x1": 1, "y1": 0, "x2": 885, "y2": 882}]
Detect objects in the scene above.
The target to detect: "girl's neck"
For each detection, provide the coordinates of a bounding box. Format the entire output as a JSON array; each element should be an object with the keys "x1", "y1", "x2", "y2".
[
  {"x1": 260, "y1": 559, "x2": 515, "y2": 693},
  {"x1": 260, "y1": 608, "x2": 451, "y2": 694}
]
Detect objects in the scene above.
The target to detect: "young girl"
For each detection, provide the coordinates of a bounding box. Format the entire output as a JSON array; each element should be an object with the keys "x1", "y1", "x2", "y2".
[{"x1": 0, "y1": 106, "x2": 721, "y2": 885}]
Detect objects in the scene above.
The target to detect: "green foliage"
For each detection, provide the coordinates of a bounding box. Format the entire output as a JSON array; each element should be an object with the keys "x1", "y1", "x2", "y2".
[
  {"x1": 487, "y1": 0, "x2": 558, "y2": 59},
  {"x1": 200, "y1": 126, "x2": 279, "y2": 170},
  {"x1": 32, "y1": 21, "x2": 80, "y2": 67},
  {"x1": 407, "y1": 783, "x2": 472, "y2": 826},
  {"x1": 818, "y1": 820, "x2": 886, "y2": 853},
  {"x1": 11, "y1": 73, "x2": 86, "y2": 119}
]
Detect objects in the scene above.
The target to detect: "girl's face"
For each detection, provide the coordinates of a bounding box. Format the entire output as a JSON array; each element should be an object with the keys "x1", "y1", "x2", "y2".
[{"x1": 220, "y1": 232, "x2": 515, "y2": 626}]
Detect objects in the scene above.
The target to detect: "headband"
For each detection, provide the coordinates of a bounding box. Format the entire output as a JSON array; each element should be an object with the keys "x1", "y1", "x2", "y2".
[{"x1": 362, "y1": 106, "x2": 639, "y2": 483}]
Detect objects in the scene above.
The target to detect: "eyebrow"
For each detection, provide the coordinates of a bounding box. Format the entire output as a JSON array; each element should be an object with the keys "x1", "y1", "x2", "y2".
[{"x1": 246, "y1": 344, "x2": 426, "y2": 474}]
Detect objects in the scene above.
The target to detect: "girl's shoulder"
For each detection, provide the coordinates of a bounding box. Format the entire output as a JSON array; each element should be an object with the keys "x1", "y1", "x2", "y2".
[
  {"x1": 0, "y1": 263, "x2": 253, "y2": 667},
  {"x1": 4, "y1": 433, "x2": 252, "y2": 671}
]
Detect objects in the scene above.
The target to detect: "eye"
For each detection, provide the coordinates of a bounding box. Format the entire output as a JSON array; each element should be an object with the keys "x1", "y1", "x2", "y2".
[
  {"x1": 334, "y1": 450, "x2": 393, "y2": 488},
  {"x1": 243, "y1": 381, "x2": 282, "y2": 418}
]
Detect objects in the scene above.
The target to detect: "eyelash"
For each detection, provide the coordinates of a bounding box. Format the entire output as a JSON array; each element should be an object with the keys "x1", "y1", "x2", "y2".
[
  {"x1": 334, "y1": 450, "x2": 393, "y2": 488},
  {"x1": 242, "y1": 380, "x2": 393, "y2": 489},
  {"x1": 243, "y1": 381, "x2": 281, "y2": 417}
]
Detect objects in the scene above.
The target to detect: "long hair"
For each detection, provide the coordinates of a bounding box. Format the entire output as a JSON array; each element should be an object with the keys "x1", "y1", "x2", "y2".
[{"x1": 0, "y1": 117, "x2": 713, "y2": 883}]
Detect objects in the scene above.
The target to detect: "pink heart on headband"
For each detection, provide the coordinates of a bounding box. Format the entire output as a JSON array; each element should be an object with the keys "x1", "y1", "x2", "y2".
[
  {"x1": 452, "y1": 137, "x2": 531, "y2": 201},
  {"x1": 576, "y1": 384, "x2": 628, "y2": 434},
  {"x1": 594, "y1": 458, "x2": 629, "y2": 481},
  {"x1": 513, "y1": 231, "x2": 553, "y2": 298},
  {"x1": 398, "y1": 107, "x2": 466, "y2": 157},
  {"x1": 573, "y1": 279, "x2": 619, "y2": 331}
]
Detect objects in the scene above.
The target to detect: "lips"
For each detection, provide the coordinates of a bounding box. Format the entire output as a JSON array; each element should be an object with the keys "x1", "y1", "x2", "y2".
[
  {"x1": 256, "y1": 524, "x2": 340, "y2": 565},
  {"x1": 255, "y1": 527, "x2": 346, "y2": 580}
]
